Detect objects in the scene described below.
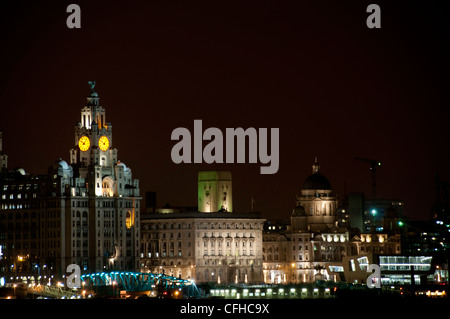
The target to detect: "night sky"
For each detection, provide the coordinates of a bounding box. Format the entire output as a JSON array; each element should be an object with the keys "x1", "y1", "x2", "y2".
[{"x1": 1, "y1": 1, "x2": 449, "y2": 221}]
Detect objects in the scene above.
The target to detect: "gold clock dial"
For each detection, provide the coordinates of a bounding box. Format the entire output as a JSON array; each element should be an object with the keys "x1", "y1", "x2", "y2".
[
  {"x1": 99, "y1": 136, "x2": 110, "y2": 151},
  {"x1": 78, "y1": 136, "x2": 90, "y2": 152}
]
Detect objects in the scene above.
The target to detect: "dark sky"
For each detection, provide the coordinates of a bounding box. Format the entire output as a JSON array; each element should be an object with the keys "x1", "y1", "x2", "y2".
[{"x1": 1, "y1": 1, "x2": 449, "y2": 221}]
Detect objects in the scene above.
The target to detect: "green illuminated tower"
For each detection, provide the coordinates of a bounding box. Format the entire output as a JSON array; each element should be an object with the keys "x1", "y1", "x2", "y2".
[{"x1": 198, "y1": 171, "x2": 233, "y2": 213}]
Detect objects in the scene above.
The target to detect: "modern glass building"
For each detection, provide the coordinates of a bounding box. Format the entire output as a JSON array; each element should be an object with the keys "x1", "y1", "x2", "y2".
[
  {"x1": 325, "y1": 254, "x2": 439, "y2": 286},
  {"x1": 378, "y1": 255, "x2": 433, "y2": 285}
]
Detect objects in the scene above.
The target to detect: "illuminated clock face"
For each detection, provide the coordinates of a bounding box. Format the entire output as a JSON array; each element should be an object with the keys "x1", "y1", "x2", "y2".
[
  {"x1": 98, "y1": 136, "x2": 110, "y2": 151},
  {"x1": 78, "y1": 136, "x2": 90, "y2": 152}
]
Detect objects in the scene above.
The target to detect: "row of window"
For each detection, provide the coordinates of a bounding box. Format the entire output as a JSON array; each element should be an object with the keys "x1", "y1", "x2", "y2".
[
  {"x1": 198, "y1": 223, "x2": 259, "y2": 230},
  {"x1": 201, "y1": 240, "x2": 254, "y2": 248},
  {"x1": 146, "y1": 222, "x2": 260, "y2": 231},
  {"x1": 264, "y1": 254, "x2": 310, "y2": 262},
  {"x1": 200, "y1": 232, "x2": 256, "y2": 239},
  {"x1": 1, "y1": 199, "x2": 38, "y2": 209},
  {"x1": 203, "y1": 249, "x2": 255, "y2": 257},
  {"x1": 2, "y1": 184, "x2": 39, "y2": 192},
  {"x1": 263, "y1": 245, "x2": 309, "y2": 253}
]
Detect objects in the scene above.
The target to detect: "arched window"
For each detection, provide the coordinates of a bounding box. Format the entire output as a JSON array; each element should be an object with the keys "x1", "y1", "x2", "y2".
[
  {"x1": 126, "y1": 211, "x2": 134, "y2": 228},
  {"x1": 102, "y1": 176, "x2": 114, "y2": 197}
]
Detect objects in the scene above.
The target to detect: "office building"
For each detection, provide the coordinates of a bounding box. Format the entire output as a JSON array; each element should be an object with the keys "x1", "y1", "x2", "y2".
[
  {"x1": 0, "y1": 83, "x2": 141, "y2": 282},
  {"x1": 140, "y1": 171, "x2": 265, "y2": 284},
  {"x1": 262, "y1": 159, "x2": 401, "y2": 284}
]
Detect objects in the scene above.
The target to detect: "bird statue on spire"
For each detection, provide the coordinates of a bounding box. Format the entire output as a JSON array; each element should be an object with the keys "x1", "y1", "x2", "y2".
[
  {"x1": 88, "y1": 81, "x2": 96, "y2": 91},
  {"x1": 87, "y1": 81, "x2": 98, "y2": 100}
]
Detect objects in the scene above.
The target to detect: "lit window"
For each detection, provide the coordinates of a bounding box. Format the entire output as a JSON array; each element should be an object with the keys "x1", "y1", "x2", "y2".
[{"x1": 126, "y1": 211, "x2": 134, "y2": 228}]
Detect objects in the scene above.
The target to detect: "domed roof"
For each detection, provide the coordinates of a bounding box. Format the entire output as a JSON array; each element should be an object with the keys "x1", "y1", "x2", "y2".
[
  {"x1": 57, "y1": 159, "x2": 69, "y2": 170},
  {"x1": 117, "y1": 161, "x2": 128, "y2": 171},
  {"x1": 292, "y1": 205, "x2": 306, "y2": 217},
  {"x1": 303, "y1": 173, "x2": 331, "y2": 190},
  {"x1": 302, "y1": 157, "x2": 332, "y2": 190}
]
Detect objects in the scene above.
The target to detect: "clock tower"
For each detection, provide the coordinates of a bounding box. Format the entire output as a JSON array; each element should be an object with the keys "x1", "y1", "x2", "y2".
[
  {"x1": 0, "y1": 82, "x2": 141, "y2": 280},
  {"x1": 70, "y1": 81, "x2": 116, "y2": 170},
  {"x1": 65, "y1": 81, "x2": 140, "y2": 273}
]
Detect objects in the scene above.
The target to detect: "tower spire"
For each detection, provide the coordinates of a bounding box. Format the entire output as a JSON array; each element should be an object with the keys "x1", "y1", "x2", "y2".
[
  {"x1": 312, "y1": 157, "x2": 320, "y2": 174},
  {"x1": 86, "y1": 80, "x2": 99, "y2": 107}
]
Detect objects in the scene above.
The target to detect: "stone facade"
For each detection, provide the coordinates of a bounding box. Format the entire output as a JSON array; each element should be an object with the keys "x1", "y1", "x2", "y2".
[
  {"x1": 0, "y1": 83, "x2": 141, "y2": 281},
  {"x1": 141, "y1": 212, "x2": 264, "y2": 284},
  {"x1": 262, "y1": 159, "x2": 401, "y2": 284}
]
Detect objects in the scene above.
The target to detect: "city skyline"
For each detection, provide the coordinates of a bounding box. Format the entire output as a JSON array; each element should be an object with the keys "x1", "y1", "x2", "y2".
[{"x1": 1, "y1": 1, "x2": 449, "y2": 222}]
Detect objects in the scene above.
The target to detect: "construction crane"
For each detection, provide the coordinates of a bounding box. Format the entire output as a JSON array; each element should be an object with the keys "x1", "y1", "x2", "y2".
[{"x1": 353, "y1": 156, "x2": 381, "y2": 199}]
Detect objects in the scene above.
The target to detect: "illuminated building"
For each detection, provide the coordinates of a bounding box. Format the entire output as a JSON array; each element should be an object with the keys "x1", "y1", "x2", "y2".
[
  {"x1": 0, "y1": 168, "x2": 55, "y2": 278},
  {"x1": 198, "y1": 171, "x2": 232, "y2": 213},
  {"x1": 0, "y1": 83, "x2": 141, "y2": 282},
  {"x1": 262, "y1": 159, "x2": 401, "y2": 284},
  {"x1": 295, "y1": 158, "x2": 338, "y2": 233},
  {"x1": 140, "y1": 171, "x2": 265, "y2": 284},
  {"x1": 400, "y1": 177, "x2": 450, "y2": 270},
  {"x1": 325, "y1": 254, "x2": 442, "y2": 286},
  {"x1": 65, "y1": 83, "x2": 141, "y2": 272},
  {"x1": 263, "y1": 159, "x2": 351, "y2": 284}
]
